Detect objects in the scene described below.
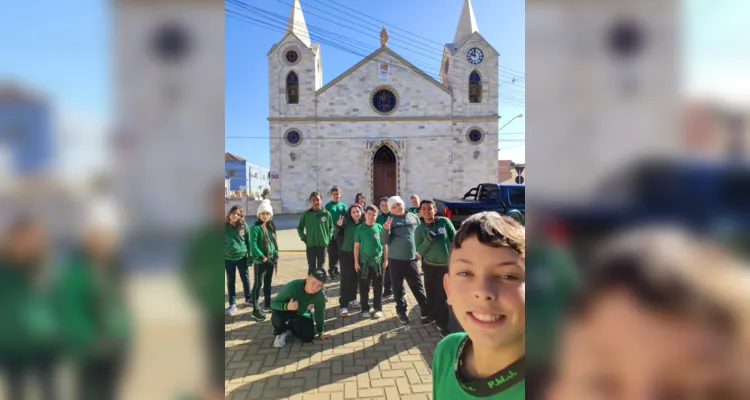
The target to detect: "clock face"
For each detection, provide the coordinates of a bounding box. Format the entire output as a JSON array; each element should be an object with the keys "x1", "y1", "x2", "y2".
[{"x1": 467, "y1": 47, "x2": 484, "y2": 65}]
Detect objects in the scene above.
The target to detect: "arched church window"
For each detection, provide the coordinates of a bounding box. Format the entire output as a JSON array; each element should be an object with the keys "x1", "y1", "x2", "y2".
[
  {"x1": 469, "y1": 71, "x2": 482, "y2": 103},
  {"x1": 287, "y1": 71, "x2": 299, "y2": 104}
]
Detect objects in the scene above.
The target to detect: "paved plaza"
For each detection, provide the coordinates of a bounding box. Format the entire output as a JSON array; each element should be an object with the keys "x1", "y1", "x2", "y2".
[{"x1": 225, "y1": 248, "x2": 441, "y2": 400}]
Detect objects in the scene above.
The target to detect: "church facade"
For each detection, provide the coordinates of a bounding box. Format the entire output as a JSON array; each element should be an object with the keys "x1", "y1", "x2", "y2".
[{"x1": 268, "y1": 0, "x2": 499, "y2": 213}]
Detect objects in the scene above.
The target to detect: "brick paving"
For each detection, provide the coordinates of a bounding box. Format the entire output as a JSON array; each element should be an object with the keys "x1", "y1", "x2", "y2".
[{"x1": 225, "y1": 252, "x2": 440, "y2": 400}]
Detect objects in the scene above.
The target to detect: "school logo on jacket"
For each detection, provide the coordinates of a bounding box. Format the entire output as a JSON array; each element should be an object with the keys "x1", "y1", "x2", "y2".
[
  {"x1": 438, "y1": 227, "x2": 446, "y2": 235},
  {"x1": 374, "y1": 233, "x2": 379, "y2": 239},
  {"x1": 321, "y1": 216, "x2": 327, "y2": 222},
  {"x1": 238, "y1": 228, "x2": 245, "y2": 237},
  {"x1": 307, "y1": 304, "x2": 315, "y2": 311},
  {"x1": 406, "y1": 214, "x2": 417, "y2": 224}
]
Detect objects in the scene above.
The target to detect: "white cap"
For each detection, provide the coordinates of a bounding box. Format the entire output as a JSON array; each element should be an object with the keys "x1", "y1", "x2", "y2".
[
  {"x1": 387, "y1": 196, "x2": 405, "y2": 211},
  {"x1": 257, "y1": 199, "x2": 273, "y2": 217}
]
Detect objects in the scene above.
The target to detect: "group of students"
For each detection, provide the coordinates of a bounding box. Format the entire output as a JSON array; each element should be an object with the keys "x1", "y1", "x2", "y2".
[
  {"x1": 294, "y1": 186, "x2": 458, "y2": 334},
  {"x1": 0, "y1": 200, "x2": 130, "y2": 400}
]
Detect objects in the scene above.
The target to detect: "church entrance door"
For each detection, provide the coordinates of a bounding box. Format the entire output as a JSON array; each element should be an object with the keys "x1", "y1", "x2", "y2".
[{"x1": 373, "y1": 146, "x2": 397, "y2": 203}]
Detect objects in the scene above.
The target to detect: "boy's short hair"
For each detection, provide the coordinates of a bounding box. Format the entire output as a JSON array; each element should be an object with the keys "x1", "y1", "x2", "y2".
[
  {"x1": 569, "y1": 227, "x2": 750, "y2": 341},
  {"x1": 452, "y1": 212, "x2": 525, "y2": 264},
  {"x1": 309, "y1": 268, "x2": 328, "y2": 283},
  {"x1": 364, "y1": 205, "x2": 378, "y2": 214},
  {"x1": 419, "y1": 199, "x2": 436, "y2": 209},
  {"x1": 379, "y1": 197, "x2": 389, "y2": 204}
]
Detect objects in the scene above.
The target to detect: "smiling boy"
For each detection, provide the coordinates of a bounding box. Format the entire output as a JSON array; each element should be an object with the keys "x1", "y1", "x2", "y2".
[{"x1": 432, "y1": 212, "x2": 525, "y2": 399}]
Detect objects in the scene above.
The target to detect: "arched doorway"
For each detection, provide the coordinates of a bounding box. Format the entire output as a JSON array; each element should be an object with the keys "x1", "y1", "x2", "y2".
[{"x1": 373, "y1": 145, "x2": 397, "y2": 202}]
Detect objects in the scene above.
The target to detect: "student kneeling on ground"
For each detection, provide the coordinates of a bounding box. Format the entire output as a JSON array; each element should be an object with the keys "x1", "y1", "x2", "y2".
[
  {"x1": 270, "y1": 269, "x2": 332, "y2": 347},
  {"x1": 433, "y1": 212, "x2": 526, "y2": 400}
]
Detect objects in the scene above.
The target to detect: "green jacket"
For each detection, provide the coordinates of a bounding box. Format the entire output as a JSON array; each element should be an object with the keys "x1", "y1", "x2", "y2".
[
  {"x1": 56, "y1": 252, "x2": 131, "y2": 360},
  {"x1": 250, "y1": 222, "x2": 278, "y2": 265},
  {"x1": 380, "y1": 213, "x2": 420, "y2": 260},
  {"x1": 224, "y1": 222, "x2": 250, "y2": 261},
  {"x1": 376, "y1": 212, "x2": 390, "y2": 226},
  {"x1": 415, "y1": 217, "x2": 456, "y2": 266},
  {"x1": 183, "y1": 224, "x2": 225, "y2": 317},
  {"x1": 0, "y1": 260, "x2": 57, "y2": 360},
  {"x1": 337, "y1": 218, "x2": 363, "y2": 252},
  {"x1": 271, "y1": 279, "x2": 327, "y2": 335},
  {"x1": 297, "y1": 208, "x2": 335, "y2": 247}
]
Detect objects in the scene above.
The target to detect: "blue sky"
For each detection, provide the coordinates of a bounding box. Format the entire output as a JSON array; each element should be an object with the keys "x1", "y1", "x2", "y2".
[
  {"x1": 2, "y1": 0, "x2": 749, "y2": 177},
  {"x1": 226, "y1": 0, "x2": 527, "y2": 167}
]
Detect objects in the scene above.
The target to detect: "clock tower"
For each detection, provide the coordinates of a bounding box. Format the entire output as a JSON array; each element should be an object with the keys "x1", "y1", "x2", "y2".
[{"x1": 441, "y1": 0, "x2": 499, "y2": 116}]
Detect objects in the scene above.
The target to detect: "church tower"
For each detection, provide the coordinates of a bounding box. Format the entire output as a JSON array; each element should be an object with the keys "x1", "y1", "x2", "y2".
[
  {"x1": 267, "y1": 0, "x2": 322, "y2": 212},
  {"x1": 441, "y1": 0, "x2": 499, "y2": 117},
  {"x1": 267, "y1": 0, "x2": 322, "y2": 118}
]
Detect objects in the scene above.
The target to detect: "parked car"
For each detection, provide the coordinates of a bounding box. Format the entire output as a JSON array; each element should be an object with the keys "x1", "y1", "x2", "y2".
[{"x1": 434, "y1": 183, "x2": 525, "y2": 227}]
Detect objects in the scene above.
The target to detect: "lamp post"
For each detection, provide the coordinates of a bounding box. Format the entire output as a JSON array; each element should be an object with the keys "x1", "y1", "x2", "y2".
[{"x1": 499, "y1": 113, "x2": 523, "y2": 132}]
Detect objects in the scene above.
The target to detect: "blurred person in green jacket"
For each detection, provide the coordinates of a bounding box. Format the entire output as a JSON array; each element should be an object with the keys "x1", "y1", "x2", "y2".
[
  {"x1": 57, "y1": 198, "x2": 131, "y2": 400},
  {"x1": 297, "y1": 192, "x2": 335, "y2": 275},
  {"x1": 0, "y1": 216, "x2": 58, "y2": 400},
  {"x1": 180, "y1": 185, "x2": 225, "y2": 400},
  {"x1": 225, "y1": 205, "x2": 252, "y2": 316}
]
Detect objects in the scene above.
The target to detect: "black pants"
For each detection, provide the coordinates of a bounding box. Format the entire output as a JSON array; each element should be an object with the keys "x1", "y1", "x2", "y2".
[
  {"x1": 383, "y1": 263, "x2": 393, "y2": 295},
  {"x1": 1, "y1": 356, "x2": 57, "y2": 400},
  {"x1": 225, "y1": 257, "x2": 251, "y2": 305},
  {"x1": 271, "y1": 310, "x2": 316, "y2": 343},
  {"x1": 423, "y1": 263, "x2": 449, "y2": 329},
  {"x1": 359, "y1": 271, "x2": 383, "y2": 312},
  {"x1": 78, "y1": 350, "x2": 127, "y2": 400},
  {"x1": 389, "y1": 258, "x2": 428, "y2": 316},
  {"x1": 252, "y1": 262, "x2": 274, "y2": 308},
  {"x1": 327, "y1": 237, "x2": 341, "y2": 275},
  {"x1": 338, "y1": 250, "x2": 358, "y2": 308},
  {"x1": 305, "y1": 246, "x2": 326, "y2": 275}
]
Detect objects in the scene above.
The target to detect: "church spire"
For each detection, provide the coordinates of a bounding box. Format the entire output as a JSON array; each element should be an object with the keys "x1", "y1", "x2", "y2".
[
  {"x1": 285, "y1": 0, "x2": 311, "y2": 48},
  {"x1": 453, "y1": 0, "x2": 478, "y2": 43}
]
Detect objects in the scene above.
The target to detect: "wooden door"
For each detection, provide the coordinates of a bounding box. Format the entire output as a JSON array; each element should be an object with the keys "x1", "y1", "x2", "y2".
[{"x1": 373, "y1": 146, "x2": 397, "y2": 203}]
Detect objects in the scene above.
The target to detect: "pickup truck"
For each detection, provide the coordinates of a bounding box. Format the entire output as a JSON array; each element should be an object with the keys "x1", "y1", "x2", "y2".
[{"x1": 434, "y1": 183, "x2": 526, "y2": 227}]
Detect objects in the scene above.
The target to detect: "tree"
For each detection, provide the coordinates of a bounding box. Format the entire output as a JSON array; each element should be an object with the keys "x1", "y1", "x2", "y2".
[{"x1": 261, "y1": 188, "x2": 270, "y2": 199}]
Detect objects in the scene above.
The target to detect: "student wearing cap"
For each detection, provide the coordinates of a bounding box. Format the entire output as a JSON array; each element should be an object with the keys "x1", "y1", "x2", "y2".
[
  {"x1": 381, "y1": 196, "x2": 429, "y2": 324},
  {"x1": 270, "y1": 269, "x2": 332, "y2": 348},
  {"x1": 249, "y1": 200, "x2": 279, "y2": 321}
]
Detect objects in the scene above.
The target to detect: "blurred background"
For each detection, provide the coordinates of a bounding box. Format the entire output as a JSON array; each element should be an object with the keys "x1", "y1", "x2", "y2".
[
  {"x1": 526, "y1": 0, "x2": 750, "y2": 399},
  {"x1": 0, "y1": 0, "x2": 223, "y2": 399}
]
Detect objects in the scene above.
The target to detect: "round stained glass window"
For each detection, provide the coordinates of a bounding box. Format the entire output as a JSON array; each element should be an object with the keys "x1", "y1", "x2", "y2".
[
  {"x1": 371, "y1": 89, "x2": 398, "y2": 115},
  {"x1": 285, "y1": 130, "x2": 302, "y2": 146},
  {"x1": 466, "y1": 129, "x2": 484, "y2": 144},
  {"x1": 285, "y1": 50, "x2": 299, "y2": 64}
]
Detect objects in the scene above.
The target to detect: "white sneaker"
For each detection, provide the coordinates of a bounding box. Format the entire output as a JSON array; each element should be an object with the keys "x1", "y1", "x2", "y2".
[
  {"x1": 373, "y1": 311, "x2": 383, "y2": 319},
  {"x1": 362, "y1": 311, "x2": 371, "y2": 318},
  {"x1": 340, "y1": 307, "x2": 349, "y2": 317},
  {"x1": 273, "y1": 332, "x2": 287, "y2": 348}
]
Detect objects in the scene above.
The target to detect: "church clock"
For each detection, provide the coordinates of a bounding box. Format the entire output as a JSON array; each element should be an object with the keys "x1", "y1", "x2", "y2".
[{"x1": 467, "y1": 47, "x2": 484, "y2": 65}]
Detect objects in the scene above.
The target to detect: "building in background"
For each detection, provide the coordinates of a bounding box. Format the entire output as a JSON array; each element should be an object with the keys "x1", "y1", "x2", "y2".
[
  {"x1": 0, "y1": 83, "x2": 52, "y2": 177},
  {"x1": 268, "y1": 0, "x2": 499, "y2": 212},
  {"x1": 498, "y1": 159, "x2": 525, "y2": 185},
  {"x1": 225, "y1": 152, "x2": 270, "y2": 197}
]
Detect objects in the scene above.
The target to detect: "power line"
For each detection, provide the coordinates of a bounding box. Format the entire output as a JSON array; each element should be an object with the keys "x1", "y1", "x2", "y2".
[
  {"x1": 227, "y1": 11, "x2": 526, "y2": 106},
  {"x1": 228, "y1": 0, "x2": 526, "y2": 88},
  {"x1": 226, "y1": 132, "x2": 526, "y2": 140}
]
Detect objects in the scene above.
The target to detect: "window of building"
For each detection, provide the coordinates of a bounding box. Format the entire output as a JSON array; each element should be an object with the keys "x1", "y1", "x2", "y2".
[
  {"x1": 285, "y1": 129, "x2": 303, "y2": 147},
  {"x1": 371, "y1": 88, "x2": 398, "y2": 115},
  {"x1": 285, "y1": 50, "x2": 299, "y2": 64},
  {"x1": 469, "y1": 71, "x2": 482, "y2": 103},
  {"x1": 287, "y1": 71, "x2": 299, "y2": 104},
  {"x1": 466, "y1": 128, "x2": 485, "y2": 145}
]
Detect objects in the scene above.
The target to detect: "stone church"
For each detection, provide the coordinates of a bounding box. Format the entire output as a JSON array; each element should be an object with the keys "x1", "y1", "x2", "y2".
[{"x1": 268, "y1": 0, "x2": 499, "y2": 213}]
